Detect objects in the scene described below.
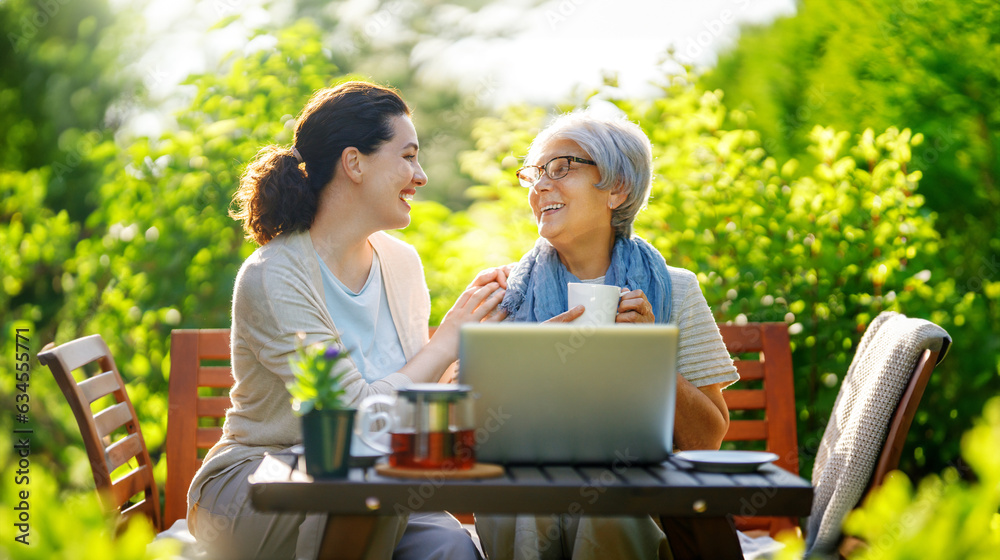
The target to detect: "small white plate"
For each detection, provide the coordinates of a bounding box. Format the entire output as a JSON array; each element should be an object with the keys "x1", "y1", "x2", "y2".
[{"x1": 674, "y1": 450, "x2": 779, "y2": 473}]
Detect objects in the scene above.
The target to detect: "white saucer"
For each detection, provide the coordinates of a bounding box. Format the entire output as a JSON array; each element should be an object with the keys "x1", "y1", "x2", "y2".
[{"x1": 674, "y1": 450, "x2": 779, "y2": 473}]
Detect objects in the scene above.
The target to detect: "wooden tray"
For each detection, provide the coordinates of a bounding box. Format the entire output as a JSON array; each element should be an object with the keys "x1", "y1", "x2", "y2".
[{"x1": 374, "y1": 462, "x2": 504, "y2": 479}]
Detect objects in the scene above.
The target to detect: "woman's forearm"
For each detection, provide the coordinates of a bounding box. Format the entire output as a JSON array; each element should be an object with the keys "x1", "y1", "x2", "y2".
[
  {"x1": 673, "y1": 378, "x2": 730, "y2": 450},
  {"x1": 397, "y1": 336, "x2": 457, "y2": 384}
]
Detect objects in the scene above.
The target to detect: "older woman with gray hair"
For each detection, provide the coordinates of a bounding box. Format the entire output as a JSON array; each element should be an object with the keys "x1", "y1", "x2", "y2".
[{"x1": 475, "y1": 111, "x2": 740, "y2": 559}]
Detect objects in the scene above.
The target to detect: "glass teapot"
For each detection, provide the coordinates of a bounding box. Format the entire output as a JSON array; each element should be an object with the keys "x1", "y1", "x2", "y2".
[{"x1": 357, "y1": 384, "x2": 476, "y2": 470}]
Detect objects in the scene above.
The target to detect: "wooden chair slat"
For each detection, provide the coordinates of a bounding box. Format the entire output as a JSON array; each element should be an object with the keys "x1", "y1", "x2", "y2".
[
  {"x1": 166, "y1": 331, "x2": 202, "y2": 526},
  {"x1": 111, "y1": 465, "x2": 153, "y2": 507},
  {"x1": 733, "y1": 360, "x2": 764, "y2": 381},
  {"x1": 198, "y1": 366, "x2": 236, "y2": 388},
  {"x1": 759, "y1": 324, "x2": 799, "y2": 474},
  {"x1": 197, "y1": 396, "x2": 231, "y2": 417},
  {"x1": 718, "y1": 324, "x2": 765, "y2": 353},
  {"x1": 724, "y1": 421, "x2": 769, "y2": 440},
  {"x1": 79, "y1": 371, "x2": 122, "y2": 403},
  {"x1": 197, "y1": 427, "x2": 224, "y2": 448},
  {"x1": 45, "y1": 337, "x2": 107, "y2": 372},
  {"x1": 165, "y1": 330, "x2": 233, "y2": 528},
  {"x1": 120, "y1": 499, "x2": 158, "y2": 528},
  {"x1": 193, "y1": 329, "x2": 231, "y2": 359},
  {"x1": 106, "y1": 432, "x2": 144, "y2": 473},
  {"x1": 723, "y1": 389, "x2": 767, "y2": 410},
  {"x1": 719, "y1": 323, "x2": 798, "y2": 536},
  {"x1": 94, "y1": 402, "x2": 134, "y2": 439}
]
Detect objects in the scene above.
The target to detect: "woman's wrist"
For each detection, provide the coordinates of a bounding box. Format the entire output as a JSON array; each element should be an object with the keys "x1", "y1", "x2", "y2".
[
  {"x1": 424, "y1": 332, "x2": 458, "y2": 366},
  {"x1": 401, "y1": 335, "x2": 457, "y2": 383}
]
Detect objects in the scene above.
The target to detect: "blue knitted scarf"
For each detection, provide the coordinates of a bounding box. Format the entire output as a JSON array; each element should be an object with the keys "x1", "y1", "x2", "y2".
[{"x1": 499, "y1": 236, "x2": 673, "y2": 323}]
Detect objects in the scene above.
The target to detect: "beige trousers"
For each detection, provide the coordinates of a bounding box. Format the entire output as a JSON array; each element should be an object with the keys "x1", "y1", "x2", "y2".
[{"x1": 189, "y1": 457, "x2": 405, "y2": 560}]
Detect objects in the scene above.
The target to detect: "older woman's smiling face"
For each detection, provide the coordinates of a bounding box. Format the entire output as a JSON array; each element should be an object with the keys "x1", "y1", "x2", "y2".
[{"x1": 528, "y1": 138, "x2": 616, "y2": 252}]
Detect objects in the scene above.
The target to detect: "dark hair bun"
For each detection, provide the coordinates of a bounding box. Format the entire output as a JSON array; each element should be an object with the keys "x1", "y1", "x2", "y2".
[{"x1": 230, "y1": 82, "x2": 410, "y2": 245}]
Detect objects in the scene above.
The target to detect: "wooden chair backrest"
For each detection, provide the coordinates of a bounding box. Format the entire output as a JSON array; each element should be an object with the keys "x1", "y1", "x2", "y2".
[
  {"x1": 719, "y1": 323, "x2": 799, "y2": 473},
  {"x1": 164, "y1": 329, "x2": 232, "y2": 528},
  {"x1": 719, "y1": 323, "x2": 800, "y2": 536},
  {"x1": 37, "y1": 335, "x2": 162, "y2": 532},
  {"x1": 837, "y1": 344, "x2": 945, "y2": 557},
  {"x1": 868, "y1": 346, "x2": 943, "y2": 489}
]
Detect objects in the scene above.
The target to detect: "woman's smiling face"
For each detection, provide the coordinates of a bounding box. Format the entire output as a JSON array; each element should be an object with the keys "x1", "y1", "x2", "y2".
[
  {"x1": 361, "y1": 114, "x2": 427, "y2": 230},
  {"x1": 527, "y1": 137, "x2": 616, "y2": 252}
]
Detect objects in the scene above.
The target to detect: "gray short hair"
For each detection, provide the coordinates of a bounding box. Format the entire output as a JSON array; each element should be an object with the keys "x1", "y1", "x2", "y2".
[{"x1": 526, "y1": 110, "x2": 652, "y2": 238}]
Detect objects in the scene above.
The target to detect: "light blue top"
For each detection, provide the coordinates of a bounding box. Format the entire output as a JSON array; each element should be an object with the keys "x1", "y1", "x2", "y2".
[{"x1": 316, "y1": 249, "x2": 408, "y2": 383}]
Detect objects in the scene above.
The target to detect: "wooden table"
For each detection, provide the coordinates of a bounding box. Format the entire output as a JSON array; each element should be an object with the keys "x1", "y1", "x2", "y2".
[{"x1": 249, "y1": 452, "x2": 812, "y2": 559}]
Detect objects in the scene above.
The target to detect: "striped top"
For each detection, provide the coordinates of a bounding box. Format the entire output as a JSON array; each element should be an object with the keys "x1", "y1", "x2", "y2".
[{"x1": 663, "y1": 266, "x2": 740, "y2": 388}]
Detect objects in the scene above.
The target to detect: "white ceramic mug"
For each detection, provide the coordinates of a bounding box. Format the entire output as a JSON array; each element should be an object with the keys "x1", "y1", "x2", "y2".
[{"x1": 567, "y1": 283, "x2": 621, "y2": 325}]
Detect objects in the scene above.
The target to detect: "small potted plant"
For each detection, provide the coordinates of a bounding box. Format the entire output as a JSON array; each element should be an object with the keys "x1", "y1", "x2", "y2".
[{"x1": 287, "y1": 335, "x2": 354, "y2": 478}]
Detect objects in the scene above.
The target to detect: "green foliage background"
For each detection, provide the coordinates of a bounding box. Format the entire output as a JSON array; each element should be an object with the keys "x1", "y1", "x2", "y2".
[
  {"x1": 699, "y1": 0, "x2": 1000, "y2": 477},
  {"x1": 1, "y1": 0, "x2": 997, "y2": 529},
  {"x1": 841, "y1": 397, "x2": 1000, "y2": 559}
]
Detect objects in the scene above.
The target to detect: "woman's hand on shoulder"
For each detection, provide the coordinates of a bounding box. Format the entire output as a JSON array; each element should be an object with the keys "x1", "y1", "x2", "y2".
[
  {"x1": 468, "y1": 264, "x2": 514, "y2": 290},
  {"x1": 405, "y1": 281, "x2": 507, "y2": 384},
  {"x1": 616, "y1": 288, "x2": 655, "y2": 323},
  {"x1": 435, "y1": 281, "x2": 507, "y2": 341},
  {"x1": 423, "y1": 264, "x2": 513, "y2": 364}
]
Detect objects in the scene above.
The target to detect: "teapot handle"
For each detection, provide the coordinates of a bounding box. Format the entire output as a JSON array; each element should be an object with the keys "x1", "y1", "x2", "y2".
[{"x1": 355, "y1": 394, "x2": 396, "y2": 455}]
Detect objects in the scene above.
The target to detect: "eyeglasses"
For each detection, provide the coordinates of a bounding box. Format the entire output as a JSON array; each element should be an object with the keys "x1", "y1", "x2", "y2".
[{"x1": 515, "y1": 156, "x2": 596, "y2": 188}]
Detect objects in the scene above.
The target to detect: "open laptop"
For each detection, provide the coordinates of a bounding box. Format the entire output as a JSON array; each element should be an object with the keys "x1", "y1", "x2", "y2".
[{"x1": 458, "y1": 323, "x2": 678, "y2": 465}]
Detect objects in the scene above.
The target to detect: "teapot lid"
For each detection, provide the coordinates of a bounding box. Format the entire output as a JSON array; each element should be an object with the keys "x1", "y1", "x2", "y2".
[{"x1": 397, "y1": 383, "x2": 471, "y2": 402}]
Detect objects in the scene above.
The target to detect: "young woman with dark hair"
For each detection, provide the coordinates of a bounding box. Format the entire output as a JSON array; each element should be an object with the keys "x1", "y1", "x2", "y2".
[{"x1": 187, "y1": 81, "x2": 500, "y2": 560}]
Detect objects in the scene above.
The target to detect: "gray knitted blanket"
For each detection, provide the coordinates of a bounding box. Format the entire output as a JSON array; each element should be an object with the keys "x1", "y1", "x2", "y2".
[{"x1": 805, "y1": 311, "x2": 950, "y2": 556}]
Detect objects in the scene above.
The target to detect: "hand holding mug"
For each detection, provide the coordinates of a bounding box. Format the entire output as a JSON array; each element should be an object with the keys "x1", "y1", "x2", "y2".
[{"x1": 616, "y1": 288, "x2": 655, "y2": 323}]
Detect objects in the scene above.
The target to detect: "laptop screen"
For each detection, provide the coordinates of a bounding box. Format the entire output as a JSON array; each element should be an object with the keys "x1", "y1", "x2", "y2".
[{"x1": 458, "y1": 323, "x2": 678, "y2": 465}]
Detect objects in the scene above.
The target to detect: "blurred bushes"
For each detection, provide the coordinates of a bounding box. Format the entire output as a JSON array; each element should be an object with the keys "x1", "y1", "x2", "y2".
[
  {"x1": 703, "y1": 0, "x2": 1000, "y2": 477},
  {"x1": 705, "y1": 0, "x2": 999, "y2": 232},
  {"x1": 0, "y1": 0, "x2": 140, "y2": 491},
  {"x1": 0, "y1": 447, "x2": 178, "y2": 559}
]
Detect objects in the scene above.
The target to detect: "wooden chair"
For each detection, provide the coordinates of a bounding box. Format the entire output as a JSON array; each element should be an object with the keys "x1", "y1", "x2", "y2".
[
  {"x1": 805, "y1": 312, "x2": 950, "y2": 557},
  {"x1": 164, "y1": 329, "x2": 232, "y2": 528},
  {"x1": 717, "y1": 320, "x2": 948, "y2": 544},
  {"x1": 835, "y1": 343, "x2": 945, "y2": 557},
  {"x1": 37, "y1": 335, "x2": 163, "y2": 532},
  {"x1": 718, "y1": 323, "x2": 800, "y2": 536}
]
